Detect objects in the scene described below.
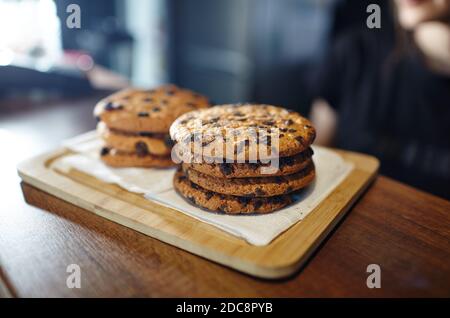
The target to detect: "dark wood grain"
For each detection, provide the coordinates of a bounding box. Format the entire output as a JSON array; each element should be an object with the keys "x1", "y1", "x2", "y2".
[{"x1": 1, "y1": 96, "x2": 450, "y2": 297}]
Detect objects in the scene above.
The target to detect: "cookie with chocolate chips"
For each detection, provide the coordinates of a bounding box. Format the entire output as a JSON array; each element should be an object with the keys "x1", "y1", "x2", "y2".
[
  {"x1": 95, "y1": 84, "x2": 210, "y2": 168},
  {"x1": 170, "y1": 104, "x2": 316, "y2": 214},
  {"x1": 182, "y1": 162, "x2": 315, "y2": 197},
  {"x1": 170, "y1": 104, "x2": 316, "y2": 160},
  {"x1": 99, "y1": 148, "x2": 176, "y2": 168},
  {"x1": 173, "y1": 169, "x2": 293, "y2": 214},
  {"x1": 184, "y1": 148, "x2": 314, "y2": 178},
  {"x1": 97, "y1": 122, "x2": 172, "y2": 156},
  {"x1": 94, "y1": 84, "x2": 210, "y2": 133}
]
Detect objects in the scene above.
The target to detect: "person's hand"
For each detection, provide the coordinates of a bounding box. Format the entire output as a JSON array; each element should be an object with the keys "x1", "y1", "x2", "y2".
[{"x1": 309, "y1": 98, "x2": 338, "y2": 147}]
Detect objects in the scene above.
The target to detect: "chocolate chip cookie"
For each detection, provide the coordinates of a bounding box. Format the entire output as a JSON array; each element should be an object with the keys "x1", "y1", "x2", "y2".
[
  {"x1": 98, "y1": 122, "x2": 173, "y2": 156},
  {"x1": 170, "y1": 103, "x2": 316, "y2": 214},
  {"x1": 99, "y1": 147, "x2": 176, "y2": 168},
  {"x1": 94, "y1": 85, "x2": 210, "y2": 133},
  {"x1": 183, "y1": 162, "x2": 315, "y2": 197},
  {"x1": 170, "y1": 104, "x2": 316, "y2": 160},
  {"x1": 184, "y1": 147, "x2": 313, "y2": 178},
  {"x1": 95, "y1": 85, "x2": 210, "y2": 168},
  {"x1": 173, "y1": 169, "x2": 293, "y2": 214}
]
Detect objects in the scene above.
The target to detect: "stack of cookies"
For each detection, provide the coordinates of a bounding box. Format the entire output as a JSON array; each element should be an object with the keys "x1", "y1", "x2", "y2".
[
  {"x1": 170, "y1": 104, "x2": 316, "y2": 214},
  {"x1": 94, "y1": 85, "x2": 210, "y2": 168}
]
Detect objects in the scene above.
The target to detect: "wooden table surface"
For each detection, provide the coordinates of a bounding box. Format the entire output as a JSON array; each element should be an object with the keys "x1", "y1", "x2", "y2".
[{"x1": 1, "y1": 96, "x2": 449, "y2": 297}]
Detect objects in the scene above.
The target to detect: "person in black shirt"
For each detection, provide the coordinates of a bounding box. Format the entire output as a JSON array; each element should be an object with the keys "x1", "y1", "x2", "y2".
[{"x1": 311, "y1": 0, "x2": 450, "y2": 199}]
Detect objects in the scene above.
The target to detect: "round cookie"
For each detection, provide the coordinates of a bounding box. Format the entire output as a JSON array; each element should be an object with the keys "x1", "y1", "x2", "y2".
[
  {"x1": 184, "y1": 148, "x2": 313, "y2": 178},
  {"x1": 173, "y1": 170, "x2": 293, "y2": 214},
  {"x1": 183, "y1": 162, "x2": 315, "y2": 197},
  {"x1": 100, "y1": 147, "x2": 176, "y2": 168},
  {"x1": 94, "y1": 85, "x2": 210, "y2": 133},
  {"x1": 98, "y1": 123, "x2": 173, "y2": 156},
  {"x1": 170, "y1": 104, "x2": 316, "y2": 160}
]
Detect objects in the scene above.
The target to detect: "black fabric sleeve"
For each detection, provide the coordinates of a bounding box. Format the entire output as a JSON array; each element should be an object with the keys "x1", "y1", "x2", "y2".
[{"x1": 312, "y1": 32, "x2": 359, "y2": 110}]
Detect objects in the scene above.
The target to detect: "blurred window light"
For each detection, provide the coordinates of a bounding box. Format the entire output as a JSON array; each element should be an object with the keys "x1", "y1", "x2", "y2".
[
  {"x1": 0, "y1": 49, "x2": 14, "y2": 66},
  {"x1": 124, "y1": 0, "x2": 167, "y2": 87},
  {"x1": 0, "y1": 0, "x2": 62, "y2": 65}
]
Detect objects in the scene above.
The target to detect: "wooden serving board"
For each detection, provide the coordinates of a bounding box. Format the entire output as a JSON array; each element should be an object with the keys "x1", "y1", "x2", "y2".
[{"x1": 18, "y1": 145, "x2": 379, "y2": 279}]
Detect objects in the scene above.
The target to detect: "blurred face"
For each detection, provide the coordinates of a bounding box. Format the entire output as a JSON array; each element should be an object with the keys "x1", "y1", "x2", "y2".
[{"x1": 395, "y1": 0, "x2": 450, "y2": 29}]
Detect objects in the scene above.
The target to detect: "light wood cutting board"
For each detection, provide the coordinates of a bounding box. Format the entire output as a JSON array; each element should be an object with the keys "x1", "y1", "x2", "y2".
[{"x1": 17, "y1": 141, "x2": 379, "y2": 279}]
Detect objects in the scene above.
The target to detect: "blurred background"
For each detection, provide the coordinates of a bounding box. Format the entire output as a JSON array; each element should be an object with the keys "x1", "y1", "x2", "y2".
[
  {"x1": 1, "y1": 0, "x2": 449, "y2": 200},
  {"x1": 0, "y1": 0, "x2": 388, "y2": 106}
]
